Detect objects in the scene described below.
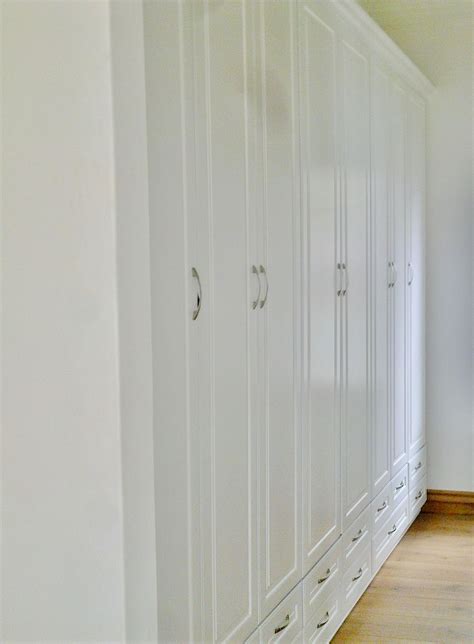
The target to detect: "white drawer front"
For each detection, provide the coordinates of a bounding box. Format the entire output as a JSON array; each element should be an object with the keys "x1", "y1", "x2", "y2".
[
  {"x1": 409, "y1": 446, "x2": 426, "y2": 487},
  {"x1": 259, "y1": 585, "x2": 303, "y2": 644},
  {"x1": 410, "y1": 475, "x2": 427, "y2": 518},
  {"x1": 372, "y1": 497, "x2": 409, "y2": 573},
  {"x1": 303, "y1": 538, "x2": 342, "y2": 626},
  {"x1": 341, "y1": 545, "x2": 372, "y2": 615},
  {"x1": 303, "y1": 590, "x2": 340, "y2": 644},
  {"x1": 342, "y1": 506, "x2": 371, "y2": 572},
  {"x1": 371, "y1": 483, "x2": 391, "y2": 532},
  {"x1": 390, "y1": 464, "x2": 408, "y2": 508}
]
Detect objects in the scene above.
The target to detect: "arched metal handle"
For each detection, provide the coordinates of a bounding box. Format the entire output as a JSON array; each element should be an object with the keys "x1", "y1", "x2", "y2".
[
  {"x1": 415, "y1": 490, "x2": 423, "y2": 500},
  {"x1": 342, "y1": 262, "x2": 348, "y2": 296},
  {"x1": 388, "y1": 261, "x2": 394, "y2": 288},
  {"x1": 377, "y1": 501, "x2": 387, "y2": 513},
  {"x1": 352, "y1": 528, "x2": 363, "y2": 542},
  {"x1": 388, "y1": 525, "x2": 397, "y2": 535},
  {"x1": 392, "y1": 262, "x2": 398, "y2": 286},
  {"x1": 192, "y1": 267, "x2": 202, "y2": 321},
  {"x1": 395, "y1": 481, "x2": 405, "y2": 491},
  {"x1": 259, "y1": 265, "x2": 268, "y2": 309},
  {"x1": 317, "y1": 612, "x2": 330, "y2": 629},
  {"x1": 274, "y1": 614, "x2": 290, "y2": 634},
  {"x1": 414, "y1": 462, "x2": 422, "y2": 471},
  {"x1": 408, "y1": 262, "x2": 414, "y2": 286},
  {"x1": 317, "y1": 568, "x2": 332, "y2": 585},
  {"x1": 251, "y1": 265, "x2": 261, "y2": 310},
  {"x1": 352, "y1": 568, "x2": 363, "y2": 582}
]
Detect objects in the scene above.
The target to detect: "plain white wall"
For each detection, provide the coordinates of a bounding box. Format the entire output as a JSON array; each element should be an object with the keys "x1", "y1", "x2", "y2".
[
  {"x1": 359, "y1": 0, "x2": 473, "y2": 491},
  {"x1": 1, "y1": 1, "x2": 126, "y2": 640}
]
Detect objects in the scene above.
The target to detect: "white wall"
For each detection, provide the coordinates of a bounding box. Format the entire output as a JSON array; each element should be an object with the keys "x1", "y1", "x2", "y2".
[
  {"x1": 359, "y1": 0, "x2": 473, "y2": 491},
  {"x1": 1, "y1": 1, "x2": 126, "y2": 640}
]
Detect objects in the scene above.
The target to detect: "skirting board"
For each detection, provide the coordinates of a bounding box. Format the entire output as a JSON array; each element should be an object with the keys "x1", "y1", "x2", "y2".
[{"x1": 421, "y1": 489, "x2": 474, "y2": 515}]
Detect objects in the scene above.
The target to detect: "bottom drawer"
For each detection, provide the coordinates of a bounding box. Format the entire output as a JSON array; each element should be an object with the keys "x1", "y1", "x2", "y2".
[
  {"x1": 303, "y1": 590, "x2": 340, "y2": 644},
  {"x1": 372, "y1": 497, "x2": 410, "y2": 573},
  {"x1": 410, "y1": 475, "x2": 427, "y2": 518},
  {"x1": 341, "y1": 545, "x2": 372, "y2": 615},
  {"x1": 258, "y1": 585, "x2": 303, "y2": 643}
]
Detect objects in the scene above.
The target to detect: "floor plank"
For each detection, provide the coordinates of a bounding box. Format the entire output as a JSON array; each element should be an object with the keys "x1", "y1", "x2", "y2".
[{"x1": 332, "y1": 512, "x2": 474, "y2": 642}]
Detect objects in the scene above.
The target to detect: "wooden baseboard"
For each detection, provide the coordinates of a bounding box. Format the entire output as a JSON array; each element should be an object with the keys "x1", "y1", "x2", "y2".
[{"x1": 421, "y1": 489, "x2": 474, "y2": 515}]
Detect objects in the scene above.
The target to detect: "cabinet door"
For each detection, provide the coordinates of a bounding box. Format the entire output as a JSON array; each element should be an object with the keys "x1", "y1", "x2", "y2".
[
  {"x1": 391, "y1": 82, "x2": 408, "y2": 476},
  {"x1": 371, "y1": 64, "x2": 391, "y2": 498},
  {"x1": 299, "y1": 0, "x2": 341, "y2": 572},
  {"x1": 256, "y1": 0, "x2": 302, "y2": 617},
  {"x1": 192, "y1": 2, "x2": 259, "y2": 640},
  {"x1": 407, "y1": 95, "x2": 426, "y2": 457},
  {"x1": 340, "y1": 30, "x2": 371, "y2": 528}
]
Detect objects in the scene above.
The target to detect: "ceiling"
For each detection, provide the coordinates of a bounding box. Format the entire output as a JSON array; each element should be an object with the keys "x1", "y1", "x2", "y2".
[{"x1": 356, "y1": 0, "x2": 473, "y2": 84}]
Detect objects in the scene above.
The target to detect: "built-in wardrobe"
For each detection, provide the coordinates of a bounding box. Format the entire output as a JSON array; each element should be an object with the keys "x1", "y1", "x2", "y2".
[{"x1": 144, "y1": 0, "x2": 431, "y2": 641}]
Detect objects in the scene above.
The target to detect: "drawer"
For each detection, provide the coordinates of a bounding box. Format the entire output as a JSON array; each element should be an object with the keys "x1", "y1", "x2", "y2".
[
  {"x1": 410, "y1": 475, "x2": 427, "y2": 518},
  {"x1": 372, "y1": 497, "x2": 409, "y2": 573},
  {"x1": 390, "y1": 464, "x2": 408, "y2": 508},
  {"x1": 303, "y1": 538, "x2": 342, "y2": 625},
  {"x1": 303, "y1": 590, "x2": 340, "y2": 644},
  {"x1": 341, "y1": 545, "x2": 372, "y2": 615},
  {"x1": 259, "y1": 585, "x2": 303, "y2": 643},
  {"x1": 409, "y1": 446, "x2": 426, "y2": 487},
  {"x1": 342, "y1": 505, "x2": 371, "y2": 571},
  {"x1": 371, "y1": 482, "x2": 391, "y2": 533}
]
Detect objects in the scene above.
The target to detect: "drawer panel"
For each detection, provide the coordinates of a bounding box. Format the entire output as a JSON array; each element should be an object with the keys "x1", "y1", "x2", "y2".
[
  {"x1": 303, "y1": 538, "x2": 342, "y2": 625},
  {"x1": 390, "y1": 464, "x2": 408, "y2": 508},
  {"x1": 372, "y1": 497, "x2": 409, "y2": 573},
  {"x1": 410, "y1": 475, "x2": 427, "y2": 518},
  {"x1": 341, "y1": 545, "x2": 372, "y2": 615},
  {"x1": 371, "y1": 482, "x2": 391, "y2": 533},
  {"x1": 259, "y1": 585, "x2": 303, "y2": 643},
  {"x1": 342, "y1": 506, "x2": 371, "y2": 571},
  {"x1": 303, "y1": 590, "x2": 340, "y2": 644},
  {"x1": 409, "y1": 446, "x2": 426, "y2": 487}
]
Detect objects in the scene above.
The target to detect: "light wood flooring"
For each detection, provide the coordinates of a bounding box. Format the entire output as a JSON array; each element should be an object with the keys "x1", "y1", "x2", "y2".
[{"x1": 332, "y1": 512, "x2": 474, "y2": 642}]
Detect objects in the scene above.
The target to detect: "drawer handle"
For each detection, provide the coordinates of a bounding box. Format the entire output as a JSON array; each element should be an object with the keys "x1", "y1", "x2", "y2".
[
  {"x1": 377, "y1": 501, "x2": 387, "y2": 512},
  {"x1": 415, "y1": 490, "x2": 423, "y2": 500},
  {"x1": 352, "y1": 568, "x2": 363, "y2": 582},
  {"x1": 192, "y1": 267, "x2": 202, "y2": 320},
  {"x1": 317, "y1": 611, "x2": 330, "y2": 629},
  {"x1": 317, "y1": 568, "x2": 332, "y2": 584},
  {"x1": 395, "y1": 481, "x2": 405, "y2": 491},
  {"x1": 251, "y1": 265, "x2": 261, "y2": 310},
  {"x1": 414, "y1": 462, "x2": 422, "y2": 471},
  {"x1": 274, "y1": 614, "x2": 290, "y2": 635},
  {"x1": 352, "y1": 528, "x2": 363, "y2": 542},
  {"x1": 388, "y1": 524, "x2": 397, "y2": 535}
]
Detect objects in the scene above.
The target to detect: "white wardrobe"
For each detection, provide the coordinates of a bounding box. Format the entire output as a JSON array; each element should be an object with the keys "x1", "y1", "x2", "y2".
[{"x1": 144, "y1": 1, "x2": 430, "y2": 641}]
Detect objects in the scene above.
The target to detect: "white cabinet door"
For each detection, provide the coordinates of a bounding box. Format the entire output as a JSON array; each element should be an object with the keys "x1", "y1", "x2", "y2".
[
  {"x1": 340, "y1": 28, "x2": 371, "y2": 528},
  {"x1": 371, "y1": 64, "x2": 391, "y2": 498},
  {"x1": 192, "y1": 2, "x2": 259, "y2": 640},
  {"x1": 299, "y1": 0, "x2": 342, "y2": 572},
  {"x1": 390, "y1": 82, "x2": 408, "y2": 477},
  {"x1": 256, "y1": 0, "x2": 302, "y2": 617},
  {"x1": 143, "y1": 2, "x2": 202, "y2": 641},
  {"x1": 407, "y1": 95, "x2": 426, "y2": 457}
]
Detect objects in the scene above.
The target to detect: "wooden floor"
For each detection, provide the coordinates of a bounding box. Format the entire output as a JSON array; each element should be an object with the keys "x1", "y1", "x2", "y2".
[{"x1": 332, "y1": 513, "x2": 474, "y2": 642}]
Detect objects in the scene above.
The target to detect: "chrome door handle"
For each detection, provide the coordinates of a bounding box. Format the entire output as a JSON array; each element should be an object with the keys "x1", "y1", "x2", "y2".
[
  {"x1": 415, "y1": 490, "x2": 423, "y2": 500},
  {"x1": 317, "y1": 612, "x2": 330, "y2": 629},
  {"x1": 395, "y1": 481, "x2": 405, "y2": 491},
  {"x1": 352, "y1": 568, "x2": 363, "y2": 582},
  {"x1": 352, "y1": 528, "x2": 363, "y2": 542},
  {"x1": 388, "y1": 261, "x2": 394, "y2": 287},
  {"x1": 377, "y1": 501, "x2": 387, "y2": 513},
  {"x1": 408, "y1": 262, "x2": 414, "y2": 286},
  {"x1": 251, "y1": 265, "x2": 261, "y2": 310},
  {"x1": 317, "y1": 568, "x2": 332, "y2": 584},
  {"x1": 392, "y1": 262, "x2": 398, "y2": 285},
  {"x1": 259, "y1": 265, "x2": 268, "y2": 308},
  {"x1": 342, "y1": 262, "x2": 348, "y2": 296},
  {"x1": 337, "y1": 262, "x2": 342, "y2": 296},
  {"x1": 192, "y1": 267, "x2": 202, "y2": 320},
  {"x1": 274, "y1": 614, "x2": 290, "y2": 634},
  {"x1": 414, "y1": 462, "x2": 422, "y2": 471},
  {"x1": 388, "y1": 525, "x2": 397, "y2": 535}
]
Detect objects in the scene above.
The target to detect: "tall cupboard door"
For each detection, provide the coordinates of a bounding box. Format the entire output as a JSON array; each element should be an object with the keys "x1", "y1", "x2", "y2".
[
  {"x1": 390, "y1": 82, "x2": 408, "y2": 476},
  {"x1": 371, "y1": 64, "x2": 391, "y2": 498},
  {"x1": 143, "y1": 2, "x2": 202, "y2": 640},
  {"x1": 256, "y1": 0, "x2": 302, "y2": 617},
  {"x1": 192, "y1": 2, "x2": 259, "y2": 640},
  {"x1": 407, "y1": 95, "x2": 426, "y2": 457},
  {"x1": 299, "y1": 0, "x2": 342, "y2": 572},
  {"x1": 340, "y1": 26, "x2": 371, "y2": 528}
]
